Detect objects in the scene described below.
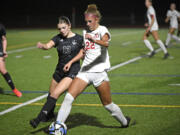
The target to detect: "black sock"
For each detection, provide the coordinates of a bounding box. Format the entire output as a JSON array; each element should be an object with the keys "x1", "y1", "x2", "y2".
[
  {"x1": 2, "y1": 72, "x2": 15, "y2": 90},
  {"x1": 47, "y1": 93, "x2": 56, "y2": 116},
  {"x1": 36, "y1": 96, "x2": 57, "y2": 122}
]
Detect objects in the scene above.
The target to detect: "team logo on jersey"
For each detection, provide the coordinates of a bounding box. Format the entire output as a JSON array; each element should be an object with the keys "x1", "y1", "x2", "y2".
[
  {"x1": 60, "y1": 39, "x2": 64, "y2": 42},
  {"x1": 95, "y1": 33, "x2": 99, "y2": 38},
  {"x1": 72, "y1": 40, "x2": 77, "y2": 45},
  {"x1": 63, "y1": 46, "x2": 71, "y2": 54}
]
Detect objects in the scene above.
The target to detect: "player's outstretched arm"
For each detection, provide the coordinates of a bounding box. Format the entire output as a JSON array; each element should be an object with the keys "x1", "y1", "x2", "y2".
[
  {"x1": 63, "y1": 49, "x2": 84, "y2": 72},
  {"x1": 165, "y1": 17, "x2": 170, "y2": 23},
  {"x1": 37, "y1": 40, "x2": 55, "y2": 50},
  {"x1": 85, "y1": 33, "x2": 109, "y2": 47},
  {"x1": 2, "y1": 36, "x2": 8, "y2": 58}
]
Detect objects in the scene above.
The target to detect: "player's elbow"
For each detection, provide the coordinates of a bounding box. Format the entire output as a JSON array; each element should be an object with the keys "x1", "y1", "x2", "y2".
[
  {"x1": 2, "y1": 36, "x2": 6, "y2": 41},
  {"x1": 105, "y1": 42, "x2": 109, "y2": 47}
]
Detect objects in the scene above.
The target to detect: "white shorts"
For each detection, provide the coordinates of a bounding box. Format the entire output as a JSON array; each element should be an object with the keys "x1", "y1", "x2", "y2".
[
  {"x1": 170, "y1": 22, "x2": 178, "y2": 29},
  {"x1": 150, "y1": 25, "x2": 159, "y2": 32},
  {"x1": 76, "y1": 71, "x2": 109, "y2": 87}
]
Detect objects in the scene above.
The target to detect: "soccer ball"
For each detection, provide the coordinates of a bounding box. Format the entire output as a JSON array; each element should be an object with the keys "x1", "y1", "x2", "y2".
[{"x1": 49, "y1": 121, "x2": 67, "y2": 135}]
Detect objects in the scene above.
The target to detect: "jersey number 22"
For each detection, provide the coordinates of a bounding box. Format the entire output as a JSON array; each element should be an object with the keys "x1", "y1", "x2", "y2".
[{"x1": 85, "y1": 41, "x2": 95, "y2": 50}]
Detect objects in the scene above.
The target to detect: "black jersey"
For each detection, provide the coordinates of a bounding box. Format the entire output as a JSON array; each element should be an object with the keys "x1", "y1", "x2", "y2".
[
  {"x1": 51, "y1": 33, "x2": 83, "y2": 70},
  {"x1": 0, "y1": 24, "x2": 6, "y2": 57}
]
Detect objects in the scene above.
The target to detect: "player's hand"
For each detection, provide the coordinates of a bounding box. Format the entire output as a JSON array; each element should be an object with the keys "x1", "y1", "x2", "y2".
[
  {"x1": 37, "y1": 42, "x2": 44, "y2": 49},
  {"x1": 146, "y1": 27, "x2": 151, "y2": 33},
  {"x1": 144, "y1": 23, "x2": 149, "y2": 27},
  {"x1": 3, "y1": 52, "x2": 8, "y2": 58},
  {"x1": 63, "y1": 62, "x2": 72, "y2": 72},
  {"x1": 85, "y1": 34, "x2": 96, "y2": 42}
]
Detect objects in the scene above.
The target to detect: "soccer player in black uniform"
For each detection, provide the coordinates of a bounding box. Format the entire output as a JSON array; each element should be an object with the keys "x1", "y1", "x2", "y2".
[
  {"x1": 0, "y1": 23, "x2": 22, "y2": 97},
  {"x1": 30, "y1": 16, "x2": 84, "y2": 128}
]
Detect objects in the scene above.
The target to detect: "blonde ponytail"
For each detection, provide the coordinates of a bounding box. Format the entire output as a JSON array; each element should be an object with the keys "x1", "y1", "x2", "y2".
[{"x1": 84, "y1": 4, "x2": 102, "y2": 21}]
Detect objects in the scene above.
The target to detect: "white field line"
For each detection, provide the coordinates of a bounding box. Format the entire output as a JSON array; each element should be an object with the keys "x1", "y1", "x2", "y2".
[
  {"x1": 168, "y1": 84, "x2": 180, "y2": 86},
  {"x1": 122, "y1": 41, "x2": 133, "y2": 46},
  {"x1": 0, "y1": 94, "x2": 48, "y2": 116},
  {"x1": 0, "y1": 30, "x2": 152, "y2": 116},
  {"x1": 7, "y1": 46, "x2": 36, "y2": 54}
]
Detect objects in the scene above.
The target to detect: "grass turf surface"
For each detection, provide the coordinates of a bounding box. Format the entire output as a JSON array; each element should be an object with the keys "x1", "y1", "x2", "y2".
[{"x1": 0, "y1": 28, "x2": 180, "y2": 135}]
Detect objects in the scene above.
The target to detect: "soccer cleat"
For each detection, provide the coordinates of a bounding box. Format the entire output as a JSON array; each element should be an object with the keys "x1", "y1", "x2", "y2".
[
  {"x1": 149, "y1": 51, "x2": 155, "y2": 58},
  {"x1": 165, "y1": 44, "x2": 168, "y2": 48},
  {"x1": 163, "y1": 53, "x2": 169, "y2": 59},
  {"x1": 30, "y1": 118, "x2": 40, "y2": 128},
  {"x1": 13, "y1": 88, "x2": 22, "y2": 97},
  {"x1": 121, "y1": 116, "x2": 131, "y2": 128}
]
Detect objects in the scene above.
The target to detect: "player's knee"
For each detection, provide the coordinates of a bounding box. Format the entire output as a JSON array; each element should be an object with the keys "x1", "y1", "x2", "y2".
[
  {"x1": 0, "y1": 68, "x2": 7, "y2": 74},
  {"x1": 143, "y1": 35, "x2": 147, "y2": 40},
  {"x1": 102, "y1": 99, "x2": 112, "y2": 106}
]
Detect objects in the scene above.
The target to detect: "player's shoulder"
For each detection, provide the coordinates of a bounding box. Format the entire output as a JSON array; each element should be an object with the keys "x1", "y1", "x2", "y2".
[
  {"x1": 98, "y1": 25, "x2": 109, "y2": 31},
  {"x1": 74, "y1": 33, "x2": 83, "y2": 40},
  {"x1": 167, "y1": 10, "x2": 171, "y2": 13},
  {"x1": 53, "y1": 34, "x2": 62, "y2": 38},
  {"x1": 174, "y1": 10, "x2": 180, "y2": 14},
  {"x1": 0, "y1": 23, "x2": 6, "y2": 36}
]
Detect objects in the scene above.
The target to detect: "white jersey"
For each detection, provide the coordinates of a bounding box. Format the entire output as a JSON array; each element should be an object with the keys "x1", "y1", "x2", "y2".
[
  {"x1": 167, "y1": 10, "x2": 180, "y2": 29},
  {"x1": 147, "y1": 6, "x2": 159, "y2": 31},
  {"x1": 81, "y1": 25, "x2": 111, "y2": 72}
]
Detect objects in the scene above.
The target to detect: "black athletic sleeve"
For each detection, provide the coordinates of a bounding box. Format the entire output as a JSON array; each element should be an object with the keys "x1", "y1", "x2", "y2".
[
  {"x1": 0, "y1": 24, "x2": 6, "y2": 37},
  {"x1": 79, "y1": 35, "x2": 84, "y2": 49},
  {"x1": 51, "y1": 35, "x2": 59, "y2": 47}
]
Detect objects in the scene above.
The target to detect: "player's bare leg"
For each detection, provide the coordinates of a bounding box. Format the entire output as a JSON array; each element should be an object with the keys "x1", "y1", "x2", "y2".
[
  {"x1": 0, "y1": 57, "x2": 22, "y2": 97},
  {"x1": 51, "y1": 77, "x2": 72, "y2": 99},
  {"x1": 96, "y1": 81, "x2": 130, "y2": 128},
  {"x1": 47, "y1": 78, "x2": 71, "y2": 121},
  {"x1": 152, "y1": 31, "x2": 169, "y2": 59},
  {"x1": 56, "y1": 77, "x2": 88, "y2": 123},
  {"x1": 49, "y1": 79, "x2": 58, "y2": 94}
]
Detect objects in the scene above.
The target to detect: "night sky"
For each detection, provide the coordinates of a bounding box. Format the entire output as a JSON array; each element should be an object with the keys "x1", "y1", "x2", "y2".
[{"x1": 1, "y1": 0, "x2": 180, "y2": 27}]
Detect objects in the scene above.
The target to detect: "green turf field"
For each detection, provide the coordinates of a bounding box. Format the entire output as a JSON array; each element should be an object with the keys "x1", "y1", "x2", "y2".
[{"x1": 0, "y1": 28, "x2": 180, "y2": 135}]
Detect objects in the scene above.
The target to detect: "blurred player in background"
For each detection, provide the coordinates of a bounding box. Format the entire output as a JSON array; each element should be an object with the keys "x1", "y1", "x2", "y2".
[
  {"x1": 49, "y1": 4, "x2": 131, "y2": 134},
  {"x1": 0, "y1": 23, "x2": 22, "y2": 97},
  {"x1": 165, "y1": 3, "x2": 180, "y2": 47},
  {"x1": 30, "y1": 16, "x2": 84, "y2": 128},
  {"x1": 143, "y1": 0, "x2": 169, "y2": 59}
]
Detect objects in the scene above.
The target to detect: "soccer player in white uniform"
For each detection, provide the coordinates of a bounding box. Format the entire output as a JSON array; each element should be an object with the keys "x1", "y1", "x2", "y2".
[
  {"x1": 49, "y1": 4, "x2": 131, "y2": 133},
  {"x1": 165, "y1": 3, "x2": 180, "y2": 47},
  {"x1": 143, "y1": 0, "x2": 169, "y2": 59}
]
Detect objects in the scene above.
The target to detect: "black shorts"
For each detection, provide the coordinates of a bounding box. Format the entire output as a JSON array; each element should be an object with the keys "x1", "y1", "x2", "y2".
[
  {"x1": 52, "y1": 64, "x2": 80, "y2": 83},
  {"x1": 0, "y1": 45, "x2": 3, "y2": 57}
]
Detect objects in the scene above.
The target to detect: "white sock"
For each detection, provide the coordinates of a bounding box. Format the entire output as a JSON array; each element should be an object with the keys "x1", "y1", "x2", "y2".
[
  {"x1": 144, "y1": 40, "x2": 154, "y2": 52},
  {"x1": 165, "y1": 33, "x2": 171, "y2": 45},
  {"x1": 156, "y1": 40, "x2": 167, "y2": 54},
  {"x1": 104, "y1": 102, "x2": 127, "y2": 126},
  {"x1": 56, "y1": 93, "x2": 74, "y2": 123},
  {"x1": 171, "y1": 35, "x2": 180, "y2": 42}
]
